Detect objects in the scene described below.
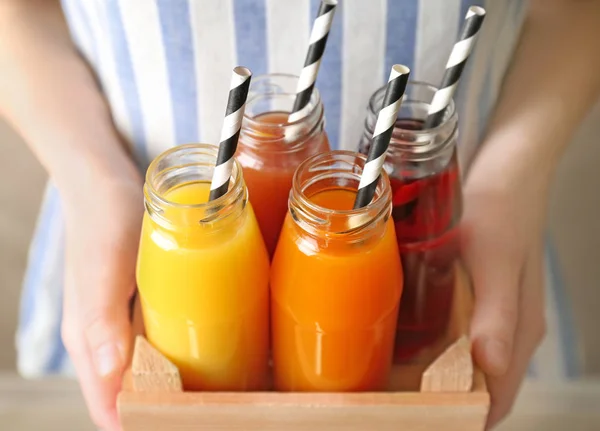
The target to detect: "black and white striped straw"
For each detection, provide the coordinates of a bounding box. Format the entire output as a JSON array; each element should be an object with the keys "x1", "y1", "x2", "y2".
[
  {"x1": 288, "y1": 0, "x2": 338, "y2": 123},
  {"x1": 424, "y1": 6, "x2": 486, "y2": 129},
  {"x1": 354, "y1": 65, "x2": 410, "y2": 210},
  {"x1": 209, "y1": 66, "x2": 252, "y2": 201}
]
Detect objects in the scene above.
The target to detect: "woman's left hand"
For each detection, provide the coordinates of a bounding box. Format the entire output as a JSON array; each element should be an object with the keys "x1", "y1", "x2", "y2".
[
  {"x1": 460, "y1": 142, "x2": 549, "y2": 429},
  {"x1": 458, "y1": 0, "x2": 600, "y2": 426}
]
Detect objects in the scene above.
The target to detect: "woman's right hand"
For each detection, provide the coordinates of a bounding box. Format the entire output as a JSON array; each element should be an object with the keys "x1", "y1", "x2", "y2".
[
  {"x1": 60, "y1": 170, "x2": 144, "y2": 431},
  {"x1": 0, "y1": 1, "x2": 149, "y2": 429}
]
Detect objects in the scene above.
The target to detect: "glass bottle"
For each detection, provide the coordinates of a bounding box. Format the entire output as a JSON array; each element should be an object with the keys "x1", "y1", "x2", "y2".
[
  {"x1": 237, "y1": 74, "x2": 330, "y2": 258},
  {"x1": 137, "y1": 144, "x2": 270, "y2": 390},
  {"x1": 271, "y1": 150, "x2": 403, "y2": 391},
  {"x1": 358, "y1": 82, "x2": 461, "y2": 361}
]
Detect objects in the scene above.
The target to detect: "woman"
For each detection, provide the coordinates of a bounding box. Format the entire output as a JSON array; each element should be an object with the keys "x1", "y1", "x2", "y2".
[{"x1": 1, "y1": 0, "x2": 598, "y2": 430}]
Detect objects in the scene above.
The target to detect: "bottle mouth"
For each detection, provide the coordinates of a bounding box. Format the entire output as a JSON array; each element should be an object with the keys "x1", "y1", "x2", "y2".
[
  {"x1": 145, "y1": 144, "x2": 244, "y2": 209},
  {"x1": 366, "y1": 81, "x2": 458, "y2": 158},
  {"x1": 144, "y1": 144, "x2": 247, "y2": 228},
  {"x1": 241, "y1": 73, "x2": 325, "y2": 151},
  {"x1": 290, "y1": 150, "x2": 392, "y2": 236},
  {"x1": 369, "y1": 80, "x2": 456, "y2": 129}
]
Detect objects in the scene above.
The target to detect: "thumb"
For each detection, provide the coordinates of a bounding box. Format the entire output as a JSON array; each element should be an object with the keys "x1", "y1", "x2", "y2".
[
  {"x1": 130, "y1": 289, "x2": 146, "y2": 338},
  {"x1": 462, "y1": 224, "x2": 522, "y2": 377},
  {"x1": 81, "y1": 287, "x2": 133, "y2": 431},
  {"x1": 63, "y1": 265, "x2": 135, "y2": 430},
  {"x1": 84, "y1": 292, "x2": 133, "y2": 379}
]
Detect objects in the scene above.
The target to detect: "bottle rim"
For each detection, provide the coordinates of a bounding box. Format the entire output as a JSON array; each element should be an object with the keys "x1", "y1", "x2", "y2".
[
  {"x1": 240, "y1": 73, "x2": 326, "y2": 153},
  {"x1": 290, "y1": 150, "x2": 392, "y2": 237},
  {"x1": 367, "y1": 80, "x2": 457, "y2": 136},
  {"x1": 144, "y1": 143, "x2": 245, "y2": 211}
]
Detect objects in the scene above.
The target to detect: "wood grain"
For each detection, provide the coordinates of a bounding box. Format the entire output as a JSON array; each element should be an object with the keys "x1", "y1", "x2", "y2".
[
  {"x1": 131, "y1": 336, "x2": 182, "y2": 392},
  {"x1": 118, "y1": 392, "x2": 488, "y2": 431},
  {"x1": 421, "y1": 336, "x2": 473, "y2": 392}
]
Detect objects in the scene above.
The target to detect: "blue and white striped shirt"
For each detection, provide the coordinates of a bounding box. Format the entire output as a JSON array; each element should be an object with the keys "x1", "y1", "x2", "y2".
[{"x1": 17, "y1": 0, "x2": 581, "y2": 380}]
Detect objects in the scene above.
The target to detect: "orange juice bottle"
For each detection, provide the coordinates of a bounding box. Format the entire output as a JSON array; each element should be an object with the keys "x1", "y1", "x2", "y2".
[
  {"x1": 136, "y1": 144, "x2": 270, "y2": 391},
  {"x1": 237, "y1": 74, "x2": 330, "y2": 258},
  {"x1": 271, "y1": 151, "x2": 403, "y2": 392}
]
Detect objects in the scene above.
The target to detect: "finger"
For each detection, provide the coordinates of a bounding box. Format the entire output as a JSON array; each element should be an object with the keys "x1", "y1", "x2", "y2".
[
  {"x1": 462, "y1": 221, "x2": 522, "y2": 377},
  {"x1": 84, "y1": 300, "x2": 132, "y2": 381},
  {"x1": 63, "y1": 294, "x2": 132, "y2": 431},
  {"x1": 63, "y1": 329, "x2": 123, "y2": 431},
  {"x1": 62, "y1": 254, "x2": 135, "y2": 430},
  {"x1": 130, "y1": 289, "x2": 145, "y2": 339},
  {"x1": 486, "y1": 246, "x2": 546, "y2": 429},
  {"x1": 82, "y1": 264, "x2": 134, "y2": 430}
]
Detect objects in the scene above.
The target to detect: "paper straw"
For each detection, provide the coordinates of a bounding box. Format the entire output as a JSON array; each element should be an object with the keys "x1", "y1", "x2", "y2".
[
  {"x1": 424, "y1": 6, "x2": 486, "y2": 129},
  {"x1": 353, "y1": 65, "x2": 410, "y2": 210},
  {"x1": 209, "y1": 66, "x2": 252, "y2": 201},
  {"x1": 288, "y1": 0, "x2": 338, "y2": 123}
]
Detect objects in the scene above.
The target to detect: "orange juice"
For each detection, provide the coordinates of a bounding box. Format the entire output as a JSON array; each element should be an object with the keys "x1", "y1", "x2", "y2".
[
  {"x1": 271, "y1": 151, "x2": 403, "y2": 392},
  {"x1": 237, "y1": 74, "x2": 330, "y2": 258},
  {"x1": 136, "y1": 144, "x2": 270, "y2": 391}
]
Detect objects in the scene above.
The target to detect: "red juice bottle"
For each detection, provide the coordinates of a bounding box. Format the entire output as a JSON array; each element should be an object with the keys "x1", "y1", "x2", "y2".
[{"x1": 358, "y1": 82, "x2": 462, "y2": 362}]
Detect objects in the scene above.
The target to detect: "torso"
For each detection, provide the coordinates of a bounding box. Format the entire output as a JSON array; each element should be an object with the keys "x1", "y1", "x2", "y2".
[
  {"x1": 60, "y1": 0, "x2": 527, "y2": 170},
  {"x1": 19, "y1": 0, "x2": 581, "y2": 382}
]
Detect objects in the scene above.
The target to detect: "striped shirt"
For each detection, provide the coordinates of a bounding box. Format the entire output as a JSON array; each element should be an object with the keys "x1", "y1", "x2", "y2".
[{"x1": 17, "y1": 0, "x2": 581, "y2": 380}]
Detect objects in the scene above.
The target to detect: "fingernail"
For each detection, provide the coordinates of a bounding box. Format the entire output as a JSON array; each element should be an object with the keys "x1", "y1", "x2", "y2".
[
  {"x1": 483, "y1": 338, "x2": 510, "y2": 375},
  {"x1": 93, "y1": 343, "x2": 122, "y2": 377}
]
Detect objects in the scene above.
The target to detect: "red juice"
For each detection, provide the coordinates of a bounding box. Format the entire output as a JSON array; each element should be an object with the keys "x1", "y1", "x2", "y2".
[{"x1": 360, "y1": 118, "x2": 462, "y2": 361}]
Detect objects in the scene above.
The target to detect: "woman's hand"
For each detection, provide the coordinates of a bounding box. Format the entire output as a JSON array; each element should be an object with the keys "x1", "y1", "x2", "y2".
[
  {"x1": 61, "y1": 170, "x2": 144, "y2": 431},
  {"x1": 461, "y1": 139, "x2": 549, "y2": 429},
  {"x1": 0, "y1": 3, "x2": 147, "y2": 427},
  {"x1": 459, "y1": 0, "x2": 600, "y2": 426}
]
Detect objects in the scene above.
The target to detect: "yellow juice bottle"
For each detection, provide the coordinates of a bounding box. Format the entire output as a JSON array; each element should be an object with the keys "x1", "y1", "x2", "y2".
[{"x1": 136, "y1": 144, "x2": 270, "y2": 391}]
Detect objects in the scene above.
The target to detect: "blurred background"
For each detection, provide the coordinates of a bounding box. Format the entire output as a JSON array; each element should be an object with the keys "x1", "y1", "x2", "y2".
[{"x1": 1, "y1": 102, "x2": 599, "y2": 427}]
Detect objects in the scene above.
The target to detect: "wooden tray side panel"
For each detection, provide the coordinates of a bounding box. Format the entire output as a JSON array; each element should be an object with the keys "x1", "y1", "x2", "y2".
[{"x1": 118, "y1": 395, "x2": 488, "y2": 431}]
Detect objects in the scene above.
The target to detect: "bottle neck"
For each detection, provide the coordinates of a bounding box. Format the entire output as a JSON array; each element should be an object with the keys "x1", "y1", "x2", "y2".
[
  {"x1": 289, "y1": 151, "x2": 392, "y2": 247},
  {"x1": 239, "y1": 73, "x2": 326, "y2": 154},
  {"x1": 144, "y1": 144, "x2": 248, "y2": 232},
  {"x1": 363, "y1": 81, "x2": 458, "y2": 163}
]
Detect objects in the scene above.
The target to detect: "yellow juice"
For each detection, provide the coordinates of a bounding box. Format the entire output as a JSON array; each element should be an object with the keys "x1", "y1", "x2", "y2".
[{"x1": 136, "y1": 181, "x2": 270, "y2": 391}]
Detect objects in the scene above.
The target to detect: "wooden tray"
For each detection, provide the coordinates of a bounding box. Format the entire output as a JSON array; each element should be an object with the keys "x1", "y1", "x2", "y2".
[{"x1": 117, "y1": 265, "x2": 489, "y2": 430}]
